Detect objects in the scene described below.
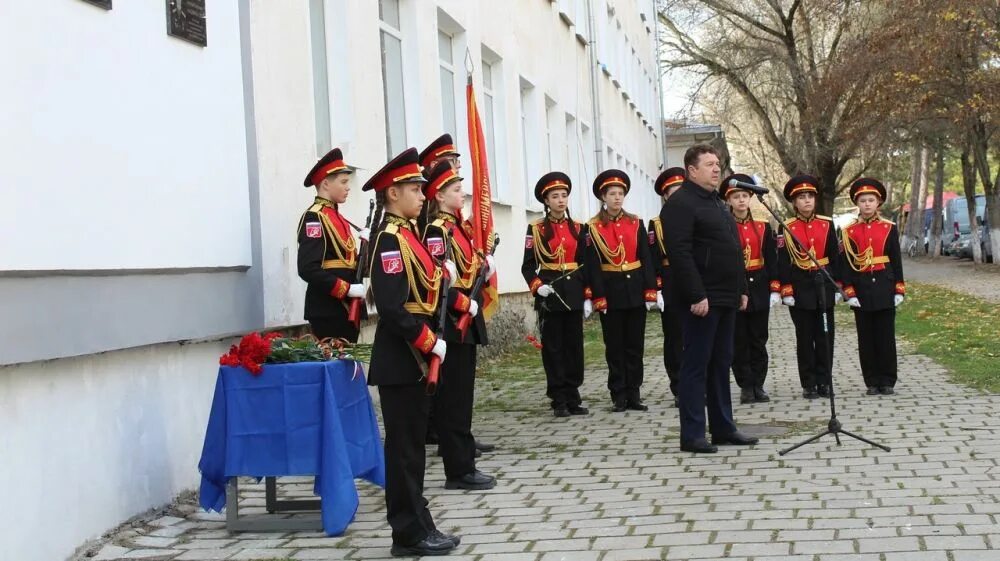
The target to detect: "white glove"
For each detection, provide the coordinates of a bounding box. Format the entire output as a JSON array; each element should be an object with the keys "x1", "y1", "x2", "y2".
[
  {"x1": 358, "y1": 228, "x2": 371, "y2": 243},
  {"x1": 468, "y1": 299, "x2": 479, "y2": 318},
  {"x1": 645, "y1": 301, "x2": 657, "y2": 311},
  {"x1": 583, "y1": 299, "x2": 593, "y2": 318},
  {"x1": 443, "y1": 260, "x2": 458, "y2": 282},
  {"x1": 847, "y1": 297, "x2": 861, "y2": 308},
  {"x1": 782, "y1": 296, "x2": 795, "y2": 307},
  {"x1": 430, "y1": 338, "x2": 447, "y2": 361},
  {"x1": 347, "y1": 283, "x2": 365, "y2": 298},
  {"x1": 656, "y1": 292, "x2": 665, "y2": 312},
  {"x1": 835, "y1": 292, "x2": 843, "y2": 305},
  {"x1": 894, "y1": 294, "x2": 904, "y2": 307},
  {"x1": 769, "y1": 292, "x2": 781, "y2": 308},
  {"x1": 537, "y1": 284, "x2": 555, "y2": 298},
  {"x1": 485, "y1": 255, "x2": 497, "y2": 280}
]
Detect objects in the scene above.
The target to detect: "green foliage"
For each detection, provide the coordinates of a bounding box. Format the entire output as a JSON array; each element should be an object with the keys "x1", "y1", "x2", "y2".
[{"x1": 266, "y1": 337, "x2": 327, "y2": 364}]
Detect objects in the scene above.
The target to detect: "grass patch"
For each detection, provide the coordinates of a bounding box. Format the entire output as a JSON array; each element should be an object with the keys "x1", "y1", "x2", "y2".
[{"x1": 894, "y1": 281, "x2": 1000, "y2": 392}]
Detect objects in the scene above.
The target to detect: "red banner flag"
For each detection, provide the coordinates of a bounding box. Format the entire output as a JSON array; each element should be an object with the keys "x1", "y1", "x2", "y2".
[{"x1": 466, "y1": 75, "x2": 499, "y2": 319}]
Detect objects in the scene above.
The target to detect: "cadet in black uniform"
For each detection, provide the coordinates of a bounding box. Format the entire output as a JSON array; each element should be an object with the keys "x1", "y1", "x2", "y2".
[
  {"x1": 521, "y1": 172, "x2": 591, "y2": 417},
  {"x1": 648, "y1": 167, "x2": 686, "y2": 407},
  {"x1": 777, "y1": 175, "x2": 843, "y2": 400},
  {"x1": 420, "y1": 161, "x2": 496, "y2": 490},
  {"x1": 297, "y1": 148, "x2": 367, "y2": 342},
  {"x1": 363, "y1": 147, "x2": 458, "y2": 557},
  {"x1": 586, "y1": 170, "x2": 659, "y2": 412},
  {"x1": 840, "y1": 178, "x2": 905, "y2": 395},
  {"x1": 721, "y1": 173, "x2": 779, "y2": 404}
]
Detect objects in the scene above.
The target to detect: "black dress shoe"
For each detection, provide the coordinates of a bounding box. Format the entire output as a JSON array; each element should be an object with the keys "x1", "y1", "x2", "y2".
[
  {"x1": 866, "y1": 386, "x2": 880, "y2": 396},
  {"x1": 754, "y1": 387, "x2": 770, "y2": 402},
  {"x1": 390, "y1": 533, "x2": 456, "y2": 557},
  {"x1": 739, "y1": 388, "x2": 755, "y2": 404},
  {"x1": 445, "y1": 470, "x2": 496, "y2": 490},
  {"x1": 430, "y1": 529, "x2": 461, "y2": 547},
  {"x1": 680, "y1": 438, "x2": 718, "y2": 453},
  {"x1": 817, "y1": 384, "x2": 830, "y2": 397},
  {"x1": 568, "y1": 404, "x2": 589, "y2": 415},
  {"x1": 802, "y1": 388, "x2": 819, "y2": 399},
  {"x1": 612, "y1": 399, "x2": 627, "y2": 412},
  {"x1": 474, "y1": 440, "x2": 495, "y2": 453},
  {"x1": 626, "y1": 399, "x2": 648, "y2": 411},
  {"x1": 712, "y1": 430, "x2": 759, "y2": 446},
  {"x1": 425, "y1": 431, "x2": 440, "y2": 445},
  {"x1": 553, "y1": 406, "x2": 570, "y2": 418},
  {"x1": 880, "y1": 386, "x2": 895, "y2": 395}
]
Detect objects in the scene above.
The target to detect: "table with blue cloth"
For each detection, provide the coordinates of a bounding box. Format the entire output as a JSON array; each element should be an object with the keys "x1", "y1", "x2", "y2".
[{"x1": 198, "y1": 360, "x2": 385, "y2": 535}]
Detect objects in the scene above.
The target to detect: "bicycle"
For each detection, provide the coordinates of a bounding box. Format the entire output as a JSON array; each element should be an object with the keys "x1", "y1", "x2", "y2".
[{"x1": 904, "y1": 237, "x2": 920, "y2": 258}]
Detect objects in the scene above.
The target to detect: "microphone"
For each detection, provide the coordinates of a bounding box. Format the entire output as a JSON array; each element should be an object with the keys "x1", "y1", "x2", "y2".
[{"x1": 728, "y1": 178, "x2": 770, "y2": 196}]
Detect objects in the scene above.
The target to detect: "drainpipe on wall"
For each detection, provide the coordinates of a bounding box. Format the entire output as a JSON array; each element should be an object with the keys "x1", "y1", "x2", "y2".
[
  {"x1": 586, "y1": 0, "x2": 604, "y2": 171},
  {"x1": 652, "y1": 1, "x2": 668, "y2": 167}
]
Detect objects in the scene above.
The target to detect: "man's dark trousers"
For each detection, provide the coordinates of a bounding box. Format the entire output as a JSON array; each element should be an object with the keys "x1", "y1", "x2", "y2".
[{"x1": 678, "y1": 306, "x2": 738, "y2": 443}]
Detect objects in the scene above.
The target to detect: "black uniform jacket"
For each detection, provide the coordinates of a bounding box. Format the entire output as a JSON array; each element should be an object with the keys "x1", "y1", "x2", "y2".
[
  {"x1": 422, "y1": 213, "x2": 488, "y2": 345},
  {"x1": 520, "y1": 217, "x2": 591, "y2": 312},
  {"x1": 840, "y1": 215, "x2": 905, "y2": 312},
  {"x1": 367, "y1": 214, "x2": 442, "y2": 386},
  {"x1": 297, "y1": 197, "x2": 365, "y2": 321},
  {"x1": 777, "y1": 214, "x2": 842, "y2": 310},
  {"x1": 734, "y1": 216, "x2": 779, "y2": 313},
  {"x1": 584, "y1": 213, "x2": 657, "y2": 311},
  {"x1": 660, "y1": 181, "x2": 748, "y2": 308}
]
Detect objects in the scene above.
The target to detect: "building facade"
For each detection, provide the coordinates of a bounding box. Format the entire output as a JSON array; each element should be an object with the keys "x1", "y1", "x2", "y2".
[{"x1": 0, "y1": 1, "x2": 664, "y2": 559}]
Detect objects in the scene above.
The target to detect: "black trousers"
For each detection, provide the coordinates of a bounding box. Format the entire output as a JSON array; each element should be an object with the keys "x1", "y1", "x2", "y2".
[
  {"x1": 432, "y1": 342, "x2": 477, "y2": 479},
  {"x1": 678, "y1": 307, "x2": 738, "y2": 443},
  {"x1": 853, "y1": 308, "x2": 898, "y2": 388},
  {"x1": 308, "y1": 315, "x2": 359, "y2": 343},
  {"x1": 599, "y1": 306, "x2": 647, "y2": 402},
  {"x1": 732, "y1": 309, "x2": 770, "y2": 389},
  {"x1": 788, "y1": 307, "x2": 834, "y2": 389},
  {"x1": 539, "y1": 308, "x2": 585, "y2": 409},
  {"x1": 377, "y1": 383, "x2": 436, "y2": 546},
  {"x1": 660, "y1": 305, "x2": 683, "y2": 397}
]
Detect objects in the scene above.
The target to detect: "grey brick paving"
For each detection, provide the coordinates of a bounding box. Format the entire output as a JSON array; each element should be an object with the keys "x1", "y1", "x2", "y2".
[{"x1": 73, "y1": 308, "x2": 1000, "y2": 560}]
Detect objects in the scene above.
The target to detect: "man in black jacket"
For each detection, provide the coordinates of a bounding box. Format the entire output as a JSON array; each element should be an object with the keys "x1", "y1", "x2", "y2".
[{"x1": 661, "y1": 144, "x2": 759, "y2": 454}]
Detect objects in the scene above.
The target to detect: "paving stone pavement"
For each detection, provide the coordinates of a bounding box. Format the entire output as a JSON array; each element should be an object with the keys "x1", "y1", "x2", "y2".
[{"x1": 79, "y1": 309, "x2": 1000, "y2": 561}]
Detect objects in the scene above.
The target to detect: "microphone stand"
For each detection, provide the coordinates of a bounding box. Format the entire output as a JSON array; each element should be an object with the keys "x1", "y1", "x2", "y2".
[{"x1": 752, "y1": 192, "x2": 890, "y2": 455}]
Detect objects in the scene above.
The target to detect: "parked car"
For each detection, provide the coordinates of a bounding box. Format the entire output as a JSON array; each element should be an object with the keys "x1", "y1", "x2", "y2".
[{"x1": 944, "y1": 195, "x2": 986, "y2": 259}]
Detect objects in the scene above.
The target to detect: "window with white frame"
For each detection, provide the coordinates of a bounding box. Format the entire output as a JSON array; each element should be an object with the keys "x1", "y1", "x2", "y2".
[
  {"x1": 438, "y1": 30, "x2": 458, "y2": 141},
  {"x1": 520, "y1": 77, "x2": 541, "y2": 209},
  {"x1": 544, "y1": 96, "x2": 556, "y2": 171},
  {"x1": 481, "y1": 50, "x2": 505, "y2": 202},
  {"x1": 379, "y1": 0, "x2": 407, "y2": 159},
  {"x1": 309, "y1": 0, "x2": 331, "y2": 155}
]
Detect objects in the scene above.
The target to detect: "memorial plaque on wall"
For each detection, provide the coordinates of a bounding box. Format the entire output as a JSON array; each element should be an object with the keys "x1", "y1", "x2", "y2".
[
  {"x1": 81, "y1": 0, "x2": 112, "y2": 9},
  {"x1": 166, "y1": 0, "x2": 207, "y2": 47}
]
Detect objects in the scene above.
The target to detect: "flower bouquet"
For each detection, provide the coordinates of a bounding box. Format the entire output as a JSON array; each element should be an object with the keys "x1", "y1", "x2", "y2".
[{"x1": 219, "y1": 332, "x2": 373, "y2": 376}]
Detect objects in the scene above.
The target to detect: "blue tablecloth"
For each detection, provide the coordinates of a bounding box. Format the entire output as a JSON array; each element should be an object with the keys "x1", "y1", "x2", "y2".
[{"x1": 198, "y1": 360, "x2": 385, "y2": 535}]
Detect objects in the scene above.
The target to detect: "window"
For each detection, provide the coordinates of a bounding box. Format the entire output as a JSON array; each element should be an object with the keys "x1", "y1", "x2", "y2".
[
  {"x1": 520, "y1": 77, "x2": 540, "y2": 209},
  {"x1": 544, "y1": 96, "x2": 557, "y2": 171},
  {"x1": 438, "y1": 30, "x2": 458, "y2": 141},
  {"x1": 564, "y1": 113, "x2": 577, "y2": 184},
  {"x1": 309, "y1": 0, "x2": 331, "y2": 155},
  {"x1": 482, "y1": 57, "x2": 500, "y2": 199},
  {"x1": 379, "y1": 0, "x2": 407, "y2": 158}
]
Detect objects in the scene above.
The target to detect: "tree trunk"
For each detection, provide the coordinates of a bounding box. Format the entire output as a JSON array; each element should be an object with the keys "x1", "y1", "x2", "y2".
[
  {"x1": 903, "y1": 140, "x2": 925, "y2": 253},
  {"x1": 960, "y1": 145, "x2": 983, "y2": 264},
  {"x1": 986, "y1": 168, "x2": 1000, "y2": 265},
  {"x1": 929, "y1": 144, "x2": 945, "y2": 258}
]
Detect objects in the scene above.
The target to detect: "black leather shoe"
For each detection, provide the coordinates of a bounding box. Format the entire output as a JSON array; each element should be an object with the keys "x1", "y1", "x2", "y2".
[
  {"x1": 712, "y1": 430, "x2": 759, "y2": 446},
  {"x1": 425, "y1": 431, "x2": 439, "y2": 445},
  {"x1": 445, "y1": 470, "x2": 496, "y2": 490},
  {"x1": 626, "y1": 399, "x2": 648, "y2": 411},
  {"x1": 802, "y1": 388, "x2": 819, "y2": 399},
  {"x1": 553, "y1": 406, "x2": 570, "y2": 418},
  {"x1": 474, "y1": 440, "x2": 495, "y2": 453},
  {"x1": 390, "y1": 533, "x2": 456, "y2": 557},
  {"x1": 817, "y1": 384, "x2": 830, "y2": 397},
  {"x1": 612, "y1": 399, "x2": 627, "y2": 412},
  {"x1": 880, "y1": 386, "x2": 895, "y2": 395},
  {"x1": 866, "y1": 386, "x2": 880, "y2": 396},
  {"x1": 754, "y1": 387, "x2": 770, "y2": 402},
  {"x1": 680, "y1": 438, "x2": 718, "y2": 453},
  {"x1": 568, "y1": 405, "x2": 589, "y2": 415},
  {"x1": 430, "y1": 529, "x2": 461, "y2": 547},
  {"x1": 739, "y1": 388, "x2": 755, "y2": 404}
]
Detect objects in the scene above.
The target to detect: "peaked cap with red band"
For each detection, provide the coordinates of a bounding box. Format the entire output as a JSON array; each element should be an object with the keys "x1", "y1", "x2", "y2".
[
  {"x1": 592, "y1": 169, "x2": 631, "y2": 199},
  {"x1": 303, "y1": 147, "x2": 353, "y2": 187},
  {"x1": 654, "y1": 167, "x2": 685, "y2": 196},
  {"x1": 418, "y1": 133, "x2": 460, "y2": 173},
  {"x1": 361, "y1": 147, "x2": 427, "y2": 193},
  {"x1": 849, "y1": 177, "x2": 886, "y2": 203},
  {"x1": 720, "y1": 173, "x2": 756, "y2": 199},
  {"x1": 534, "y1": 171, "x2": 572, "y2": 203},
  {"x1": 783, "y1": 174, "x2": 820, "y2": 202},
  {"x1": 424, "y1": 161, "x2": 463, "y2": 200}
]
